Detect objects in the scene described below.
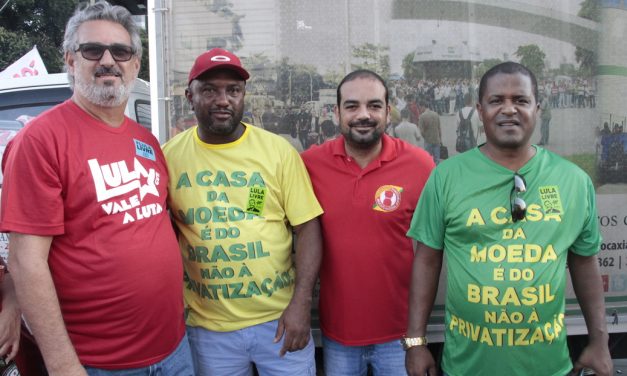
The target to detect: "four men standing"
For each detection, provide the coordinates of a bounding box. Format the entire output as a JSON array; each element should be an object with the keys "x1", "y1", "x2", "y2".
[{"x1": 0, "y1": 3, "x2": 614, "y2": 375}]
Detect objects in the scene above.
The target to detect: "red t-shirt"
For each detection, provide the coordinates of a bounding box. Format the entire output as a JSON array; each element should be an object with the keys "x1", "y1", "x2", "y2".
[
  {"x1": 0, "y1": 100, "x2": 185, "y2": 368},
  {"x1": 302, "y1": 135, "x2": 435, "y2": 345}
]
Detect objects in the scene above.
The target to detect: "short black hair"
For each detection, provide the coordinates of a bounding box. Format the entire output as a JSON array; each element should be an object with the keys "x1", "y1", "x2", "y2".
[
  {"x1": 478, "y1": 62, "x2": 539, "y2": 103},
  {"x1": 337, "y1": 69, "x2": 389, "y2": 107}
]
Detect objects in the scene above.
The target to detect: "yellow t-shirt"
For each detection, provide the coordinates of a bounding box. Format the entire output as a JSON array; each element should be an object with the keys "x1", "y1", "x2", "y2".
[{"x1": 163, "y1": 123, "x2": 323, "y2": 331}]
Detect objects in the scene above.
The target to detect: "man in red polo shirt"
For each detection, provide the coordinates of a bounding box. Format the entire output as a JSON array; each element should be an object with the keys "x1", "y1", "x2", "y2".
[{"x1": 302, "y1": 70, "x2": 435, "y2": 375}]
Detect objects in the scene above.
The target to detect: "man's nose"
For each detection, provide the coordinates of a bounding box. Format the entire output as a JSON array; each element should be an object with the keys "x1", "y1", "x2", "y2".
[
  {"x1": 356, "y1": 105, "x2": 371, "y2": 120},
  {"x1": 214, "y1": 89, "x2": 230, "y2": 106},
  {"x1": 99, "y1": 48, "x2": 116, "y2": 66},
  {"x1": 501, "y1": 100, "x2": 517, "y2": 114}
]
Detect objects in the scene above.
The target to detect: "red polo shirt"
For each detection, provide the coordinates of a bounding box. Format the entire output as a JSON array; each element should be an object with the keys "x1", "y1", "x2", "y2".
[{"x1": 302, "y1": 135, "x2": 434, "y2": 345}]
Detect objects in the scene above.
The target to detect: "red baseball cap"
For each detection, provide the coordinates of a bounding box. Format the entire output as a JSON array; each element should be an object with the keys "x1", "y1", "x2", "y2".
[{"x1": 188, "y1": 48, "x2": 250, "y2": 84}]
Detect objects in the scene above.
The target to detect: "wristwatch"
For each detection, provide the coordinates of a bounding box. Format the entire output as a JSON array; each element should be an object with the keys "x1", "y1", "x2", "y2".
[{"x1": 401, "y1": 336, "x2": 428, "y2": 350}]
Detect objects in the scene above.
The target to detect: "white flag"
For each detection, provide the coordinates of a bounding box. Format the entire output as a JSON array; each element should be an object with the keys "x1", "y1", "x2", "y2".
[{"x1": 0, "y1": 46, "x2": 49, "y2": 79}]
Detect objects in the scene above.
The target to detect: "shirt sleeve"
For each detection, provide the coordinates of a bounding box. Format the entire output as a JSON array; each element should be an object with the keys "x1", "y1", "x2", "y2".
[
  {"x1": 280, "y1": 143, "x2": 323, "y2": 226},
  {"x1": 407, "y1": 169, "x2": 445, "y2": 251},
  {"x1": 569, "y1": 176, "x2": 601, "y2": 256},
  {"x1": 0, "y1": 130, "x2": 65, "y2": 235}
]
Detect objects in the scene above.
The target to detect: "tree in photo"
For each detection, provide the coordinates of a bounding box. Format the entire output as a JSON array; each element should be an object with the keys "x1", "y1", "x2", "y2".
[
  {"x1": 402, "y1": 52, "x2": 425, "y2": 82},
  {"x1": 351, "y1": 43, "x2": 390, "y2": 79},
  {"x1": 515, "y1": 44, "x2": 546, "y2": 78},
  {"x1": 576, "y1": 0, "x2": 599, "y2": 77},
  {"x1": 474, "y1": 58, "x2": 504, "y2": 81},
  {"x1": 0, "y1": 0, "x2": 77, "y2": 73}
]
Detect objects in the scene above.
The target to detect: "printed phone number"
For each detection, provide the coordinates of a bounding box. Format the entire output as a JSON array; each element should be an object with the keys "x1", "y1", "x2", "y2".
[{"x1": 598, "y1": 256, "x2": 623, "y2": 269}]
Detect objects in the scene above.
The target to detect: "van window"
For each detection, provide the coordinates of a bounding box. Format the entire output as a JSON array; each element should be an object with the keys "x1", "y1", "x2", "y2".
[
  {"x1": 0, "y1": 87, "x2": 72, "y2": 122},
  {"x1": 0, "y1": 120, "x2": 23, "y2": 186},
  {"x1": 135, "y1": 99, "x2": 151, "y2": 128}
]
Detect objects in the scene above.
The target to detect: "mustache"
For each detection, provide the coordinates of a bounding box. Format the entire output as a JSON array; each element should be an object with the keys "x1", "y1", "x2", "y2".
[
  {"x1": 348, "y1": 119, "x2": 377, "y2": 127},
  {"x1": 95, "y1": 66, "x2": 122, "y2": 77},
  {"x1": 209, "y1": 109, "x2": 234, "y2": 115}
]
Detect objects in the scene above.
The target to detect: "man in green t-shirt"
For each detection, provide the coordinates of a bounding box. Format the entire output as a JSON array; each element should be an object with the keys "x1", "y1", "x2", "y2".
[{"x1": 404, "y1": 62, "x2": 612, "y2": 376}]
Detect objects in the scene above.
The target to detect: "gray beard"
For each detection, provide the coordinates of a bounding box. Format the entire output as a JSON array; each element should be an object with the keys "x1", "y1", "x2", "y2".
[{"x1": 74, "y1": 76, "x2": 135, "y2": 107}]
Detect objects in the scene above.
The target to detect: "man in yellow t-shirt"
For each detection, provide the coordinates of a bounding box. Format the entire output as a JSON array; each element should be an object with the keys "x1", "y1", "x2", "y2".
[{"x1": 163, "y1": 48, "x2": 323, "y2": 376}]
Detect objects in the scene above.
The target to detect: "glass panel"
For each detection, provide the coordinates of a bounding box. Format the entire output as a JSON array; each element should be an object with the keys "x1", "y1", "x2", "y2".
[
  {"x1": 165, "y1": 1, "x2": 609, "y2": 157},
  {"x1": 164, "y1": 0, "x2": 627, "y2": 341}
]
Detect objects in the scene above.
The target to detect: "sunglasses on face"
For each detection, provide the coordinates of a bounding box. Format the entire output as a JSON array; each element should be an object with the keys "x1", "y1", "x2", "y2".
[
  {"x1": 510, "y1": 173, "x2": 527, "y2": 222},
  {"x1": 75, "y1": 43, "x2": 135, "y2": 62}
]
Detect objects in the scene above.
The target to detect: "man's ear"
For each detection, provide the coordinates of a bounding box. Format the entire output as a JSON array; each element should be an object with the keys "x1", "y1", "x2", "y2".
[
  {"x1": 476, "y1": 102, "x2": 484, "y2": 123},
  {"x1": 185, "y1": 87, "x2": 194, "y2": 111},
  {"x1": 65, "y1": 51, "x2": 76, "y2": 76}
]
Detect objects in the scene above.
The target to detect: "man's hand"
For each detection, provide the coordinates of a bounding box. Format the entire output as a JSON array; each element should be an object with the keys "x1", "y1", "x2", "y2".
[
  {"x1": 9, "y1": 233, "x2": 86, "y2": 375},
  {"x1": 568, "y1": 252, "x2": 613, "y2": 376},
  {"x1": 405, "y1": 345, "x2": 437, "y2": 376},
  {"x1": 0, "y1": 271, "x2": 21, "y2": 362},
  {"x1": 0, "y1": 302, "x2": 20, "y2": 361},
  {"x1": 272, "y1": 217, "x2": 321, "y2": 356},
  {"x1": 274, "y1": 297, "x2": 312, "y2": 357},
  {"x1": 572, "y1": 339, "x2": 613, "y2": 376}
]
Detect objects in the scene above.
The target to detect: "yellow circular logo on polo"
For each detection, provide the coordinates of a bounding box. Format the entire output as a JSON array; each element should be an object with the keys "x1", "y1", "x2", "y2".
[{"x1": 373, "y1": 185, "x2": 403, "y2": 212}]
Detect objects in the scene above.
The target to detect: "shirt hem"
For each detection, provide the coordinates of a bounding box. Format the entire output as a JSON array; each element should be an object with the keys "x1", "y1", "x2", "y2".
[
  {"x1": 187, "y1": 312, "x2": 283, "y2": 332},
  {"x1": 321, "y1": 329, "x2": 404, "y2": 346},
  {"x1": 81, "y1": 330, "x2": 185, "y2": 370}
]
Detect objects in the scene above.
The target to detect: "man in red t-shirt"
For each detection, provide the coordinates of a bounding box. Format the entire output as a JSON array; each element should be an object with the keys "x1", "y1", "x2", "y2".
[
  {"x1": 0, "y1": 2, "x2": 192, "y2": 374},
  {"x1": 302, "y1": 70, "x2": 435, "y2": 375}
]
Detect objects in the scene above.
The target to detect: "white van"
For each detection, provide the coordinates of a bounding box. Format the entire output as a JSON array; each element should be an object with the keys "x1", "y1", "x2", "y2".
[
  {"x1": 0, "y1": 73, "x2": 151, "y2": 261},
  {"x1": 0, "y1": 73, "x2": 151, "y2": 128}
]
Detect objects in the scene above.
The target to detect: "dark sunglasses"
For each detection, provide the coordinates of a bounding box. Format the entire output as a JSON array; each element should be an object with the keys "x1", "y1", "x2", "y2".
[
  {"x1": 75, "y1": 43, "x2": 135, "y2": 62},
  {"x1": 510, "y1": 173, "x2": 527, "y2": 222}
]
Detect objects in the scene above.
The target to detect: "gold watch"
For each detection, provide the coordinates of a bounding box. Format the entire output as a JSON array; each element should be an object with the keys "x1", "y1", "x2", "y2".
[{"x1": 401, "y1": 336, "x2": 428, "y2": 350}]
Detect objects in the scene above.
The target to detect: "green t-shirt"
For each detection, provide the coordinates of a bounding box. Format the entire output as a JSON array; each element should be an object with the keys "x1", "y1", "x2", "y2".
[{"x1": 408, "y1": 146, "x2": 600, "y2": 376}]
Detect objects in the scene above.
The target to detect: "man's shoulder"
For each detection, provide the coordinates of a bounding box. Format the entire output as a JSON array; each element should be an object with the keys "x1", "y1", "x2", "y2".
[
  {"x1": 245, "y1": 123, "x2": 299, "y2": 152},
  {"x1": 32, "y1": 99, "x2": 72, "y2": 121},
  {"x1": 435, "y1": 148, "x2": 481, "y2": 173},
  {"x1": 302, "y1": 138, "x2": 334, "y2": 158},
  {"x1": 162, "y1": 126, "x2": 196, "y2": 155},
  {"x1": 17, "y1": 100, "x2": 75, "y2": 139},
  {"x1": 538, "y1": 147, "x2": 586, "y2": 175},
  {"x1": 387, "y1": 136, "x2": 433, "y2": 165},
  {"x1": 126, "y1": 116, "x2": 158, "y2": 142}
]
